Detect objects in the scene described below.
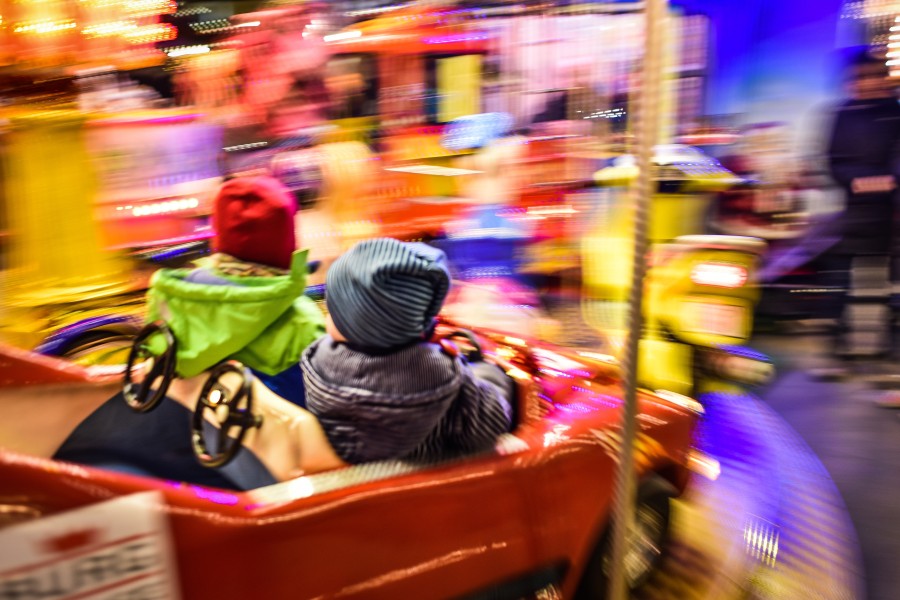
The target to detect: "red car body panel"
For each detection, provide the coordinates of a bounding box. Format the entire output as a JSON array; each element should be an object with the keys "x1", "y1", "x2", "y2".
[{"x1": 0, "y1": 332, "x2": 697, "y2": 599}]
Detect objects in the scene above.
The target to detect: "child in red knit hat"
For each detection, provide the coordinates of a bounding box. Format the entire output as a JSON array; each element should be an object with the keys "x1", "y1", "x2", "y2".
[
  {"x1": 146, "y1": 176, "x2": 325, "y2": 406},
  {"x1": 194, "y1": 175, "x2": 298, "y2": 278}
]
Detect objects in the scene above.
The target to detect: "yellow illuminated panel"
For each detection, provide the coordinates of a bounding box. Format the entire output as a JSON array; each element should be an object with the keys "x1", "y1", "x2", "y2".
[{"x1": 437, "y1": 54, "x2": 482, "y2": 123}]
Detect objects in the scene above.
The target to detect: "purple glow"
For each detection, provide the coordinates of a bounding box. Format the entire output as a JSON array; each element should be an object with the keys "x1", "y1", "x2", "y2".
[
  {"x1": 717, "y1": 344, "x2": 771, "y2": 363},
  {"x1": 91, "y1": 113, "x2": 200, "y2": 127},
  {"x1": 569, "y1": 387, "x2": 620, "y2": 409},
  {"x1": 553, "y1": 401, "x2": 597, "y2": 414},
  {"x1": 190, "y1": 485, "x2": 240, "y2": 506},
  {"x1": 423, "y1": 34, "x2": 489, "y2": 45}
]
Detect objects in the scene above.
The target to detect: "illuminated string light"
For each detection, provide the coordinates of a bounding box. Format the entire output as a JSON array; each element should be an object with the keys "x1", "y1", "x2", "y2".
[
  {"x1": 131, "y1": 198, "x2": 199, "y2": 218},
  {"x1": 190, "y1": 18, "x2": 230, "y2": 32},
  {"x1": 14, "y1": 20, "x2": 78, "y2": 34},
  {"x1": 345, "y1": 5, "x2": 403, "y2": 18},
  {"x1": 166, "y1": 45, "x2": 210, "y2": 58},
  {"x1": 173, "y1": 6, "x2": 211, "y2": 18},
  {"x1": 743, "y1": 519, "x2": 780, "y2": 567},
  {"x1": 121, "y1": 23, "x2": 176, "y2": 44},
  {"x1": 82, "y1": 20, "x2": 138, "y2": 38},
  {"x1": 12, "y1": 0, "x2": 179, "y2": 61},
  {"x1": 124, "y1": 0, "x2": 176, "y2": 17}
]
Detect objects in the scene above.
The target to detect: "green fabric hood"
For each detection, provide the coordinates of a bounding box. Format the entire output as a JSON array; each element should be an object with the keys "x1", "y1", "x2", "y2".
[{"x1": 146, "y1": 250, "x2": 325, "y2": 377}]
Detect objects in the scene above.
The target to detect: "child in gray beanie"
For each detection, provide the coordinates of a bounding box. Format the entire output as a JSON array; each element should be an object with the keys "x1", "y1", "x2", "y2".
[{"x1": 300, "y1": 237, "x2": 513, "y2": 465}]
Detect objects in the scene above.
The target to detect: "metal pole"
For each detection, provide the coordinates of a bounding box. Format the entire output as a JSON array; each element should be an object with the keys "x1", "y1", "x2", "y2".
[{"x1": 607, "y1": 0, "x2": 665, "y2": 599}]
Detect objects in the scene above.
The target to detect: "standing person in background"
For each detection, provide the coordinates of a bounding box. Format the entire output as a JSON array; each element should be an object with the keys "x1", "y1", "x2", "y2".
[
  {"x1": 825, "y1": 48, "x2": 900, "y2": 399},
  {"x1": 827, "y1": 50, "x2": 900, "y2": 261}
]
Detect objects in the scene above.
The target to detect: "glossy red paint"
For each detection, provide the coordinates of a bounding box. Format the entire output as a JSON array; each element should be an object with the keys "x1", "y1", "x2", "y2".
[
  {"x1": 0, "y1": 330, "x2": 698, "y2": 599},
  {"x1": 0, "y1": 344, "x2": 119, "y2": 387}
]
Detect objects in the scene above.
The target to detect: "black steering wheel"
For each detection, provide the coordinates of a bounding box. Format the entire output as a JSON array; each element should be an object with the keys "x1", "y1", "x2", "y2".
[
  {"x1": 444, "y1": 329, "x2": 484, "y2": 362},
  {"x1": 192, "y1": 361, "x2": 263, "y2": 469},
  {"x1": 123, "y1": 322, "x2": 178, "y2": 413}
]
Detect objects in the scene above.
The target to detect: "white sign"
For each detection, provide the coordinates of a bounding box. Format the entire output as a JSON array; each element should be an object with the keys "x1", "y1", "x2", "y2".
[{"x1": 0, "y1": 492, "x2": 180, "y2": 600}]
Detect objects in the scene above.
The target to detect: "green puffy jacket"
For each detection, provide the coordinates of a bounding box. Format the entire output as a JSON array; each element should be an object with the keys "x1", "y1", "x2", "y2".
[{"x1": 146, "y1": 250, "x2": 325, "y2": 378}]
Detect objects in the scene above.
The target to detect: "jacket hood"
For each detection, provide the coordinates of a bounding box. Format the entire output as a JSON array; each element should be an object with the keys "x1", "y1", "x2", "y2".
[
  {"x1": 147, "y1": 249, "x2": 325, "y2": 377},
  {"x1": 301, "y1": 336, "x2": 463, "y2": 463}
]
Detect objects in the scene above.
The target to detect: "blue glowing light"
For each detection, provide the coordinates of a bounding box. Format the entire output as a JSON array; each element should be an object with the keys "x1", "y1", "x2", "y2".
[{"x1": 441, "y1": 112, "x2": 514, "y2": 151}]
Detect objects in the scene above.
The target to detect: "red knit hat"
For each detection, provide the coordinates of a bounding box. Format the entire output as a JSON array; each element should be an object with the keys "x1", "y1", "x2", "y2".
[{"x1": 213, "y1": 176, "x2": 298, "y2": 270}]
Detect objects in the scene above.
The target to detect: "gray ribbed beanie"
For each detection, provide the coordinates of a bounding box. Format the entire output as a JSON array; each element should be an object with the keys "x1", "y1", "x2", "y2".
[{"x1": 326, "y1": 238, "x2": 451, "y2": 350}]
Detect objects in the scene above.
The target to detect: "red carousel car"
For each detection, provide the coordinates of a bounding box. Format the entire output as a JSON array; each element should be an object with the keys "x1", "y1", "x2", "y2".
[{"x1": 0, "y1": 322, "x2": 706, "y2": 599}]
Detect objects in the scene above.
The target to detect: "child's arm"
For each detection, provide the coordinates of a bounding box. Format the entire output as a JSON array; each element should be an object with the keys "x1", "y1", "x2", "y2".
[
  {"x1": 469, "y1": 361, "x2": 515, "y2": 409},
  {"x1": 441, "y1": 360, "x2": 514, "y2": 454}
]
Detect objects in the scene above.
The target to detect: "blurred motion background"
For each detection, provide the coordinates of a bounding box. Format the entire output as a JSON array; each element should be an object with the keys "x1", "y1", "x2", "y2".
[{"x1": 0, "y1": 0, "x2": 898, "y2": 598}]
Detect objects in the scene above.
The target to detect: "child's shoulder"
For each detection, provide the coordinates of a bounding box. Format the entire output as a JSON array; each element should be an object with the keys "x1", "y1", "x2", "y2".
[
  {"x1": 352, "y1": 341, "x2": 459, "y2": 375},
  {"x1": 362, "y1": 340, "x2": 454, "y2": 362},
  {"x1": 183, "y1": 267, "x2": 241, "y2": 287}
]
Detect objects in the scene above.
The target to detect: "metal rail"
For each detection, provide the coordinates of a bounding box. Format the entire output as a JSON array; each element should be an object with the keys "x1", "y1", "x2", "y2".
[{"x1": 607, "y1": 0, "x2": 665, "y2": 598}]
